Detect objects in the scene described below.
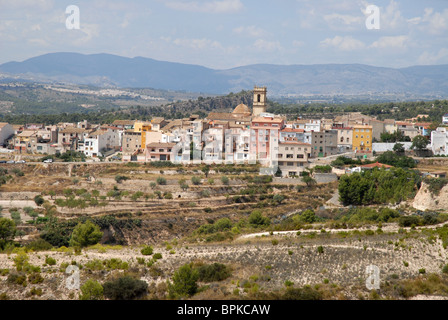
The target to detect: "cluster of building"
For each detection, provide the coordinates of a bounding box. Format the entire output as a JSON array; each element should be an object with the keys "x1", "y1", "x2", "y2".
[{"x1": 1, "y1": 87, "x2": 448, "y2": 177}]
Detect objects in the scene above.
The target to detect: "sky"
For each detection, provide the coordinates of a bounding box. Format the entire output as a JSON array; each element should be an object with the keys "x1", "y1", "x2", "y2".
[{"x1": 1, "y1": 0, "x2": 448, "y2": 69}]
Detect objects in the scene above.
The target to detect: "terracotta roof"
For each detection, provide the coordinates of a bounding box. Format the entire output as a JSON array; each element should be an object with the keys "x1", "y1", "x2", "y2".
[
  {"x1": 88, "y1": 130, "x2": 107, "y2": 137},
  {"x1": 232, "y1": 104, "x2": 251, "y2": 114},
  {"x1": 60, "y1": 127, "x2": 89, "y2": 134},
  {"x1": 360, "y1": 162, "x2": 393, "y2": 169},
  {"x1": 281, "y1": 128, "x2": 305, "y2": 133},
  {"x1": 162, "y1": 119, "x2": 183, "y2": 131},
  {"x1": 251, "y1": 116, "x2": 283, "y2": 123},
  {"x1": 280, "y1": 141, "x2": 311, "y2": 145},
  {"x1": 414, "y1": 123, "x2": 432, "y2": 127},
  {"x1": 17, "y1": 130, "x2": 37, "y2": 137},
  {"x1": 207, "y1": 112, "x2": 251, "y2": 121},
  {"x1": 151, "y1": 117, "x2": 166, "y2": 124},
  {"x1": 147, "y1": 142, "x2": 177, "y2": 148},
  {"x1": 112, "y1": 120, "x2": 135, "y2": 126}
]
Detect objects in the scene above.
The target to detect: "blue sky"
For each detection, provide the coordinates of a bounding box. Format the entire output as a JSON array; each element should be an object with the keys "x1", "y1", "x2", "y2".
[{"x1": 1, "y1": 0, "x2": 448, "y2": 69}]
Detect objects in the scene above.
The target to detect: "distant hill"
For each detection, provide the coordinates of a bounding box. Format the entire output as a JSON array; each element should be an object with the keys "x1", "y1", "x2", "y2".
[{"x1": 1, "y1": 52, "x2": 448, "y2": 98}]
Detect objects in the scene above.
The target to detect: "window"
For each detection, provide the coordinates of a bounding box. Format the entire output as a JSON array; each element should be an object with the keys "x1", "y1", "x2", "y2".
[
  {"x1": 286, "y1": 154, "x2": 293, "y2": 158},
  {"x1": 297, "y1": 154, "x2": 304, "y2": 159},
  {"x1": 287, "y1": 162, "x2": 294, "y2": 166}
]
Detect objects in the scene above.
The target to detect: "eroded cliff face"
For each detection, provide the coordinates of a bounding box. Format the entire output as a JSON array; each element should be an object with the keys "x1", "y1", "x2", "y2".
[{"x1": 413, "y1": 182, "x2": 448, "y2": 211}]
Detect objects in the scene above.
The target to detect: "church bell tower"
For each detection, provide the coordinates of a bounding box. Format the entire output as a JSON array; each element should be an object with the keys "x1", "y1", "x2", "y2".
[{"x1": 252, "y1": 86, "x2": 267, "y2": 117}]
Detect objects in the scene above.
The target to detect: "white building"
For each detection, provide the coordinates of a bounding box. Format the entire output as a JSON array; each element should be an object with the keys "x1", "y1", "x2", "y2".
[
  {"x1": 83, "y1": 128, "x2": 120, "y2": 158},
  {"x1": 431, "y1": 127, "x2": 448, "y2": 156},
  {"x1": 443, "y1": 114, "x2": 448, "y2": 125}
]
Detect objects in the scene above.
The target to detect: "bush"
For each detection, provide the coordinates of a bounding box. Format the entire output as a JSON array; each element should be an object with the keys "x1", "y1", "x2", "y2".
[
  {"x1": 45, "y1": 256, "x2": 57, "y2": 266},
  {"x1": 103, "y1": 276, "x2": 148, "y2": 300},
  {"x1": 156, "y1": 177, "x2": 167, "y2": 185},
  {"x1": 0, "y1": 218, "x2": 16, "y2": 249},
  {"x1": 399, "y1": 216, "x2": 421, "y2": 228},
  {"x1": 168, "y1": 263, "x2": 199, "y2": 298},
  {"x1": 153, "y1": 253, "x2": 163, "y2": 260},
  {"x1": 283, "y1": 286, "x2": 323, "y2": 300},
  {"x1": 196, "y1": 263, "x2": 231, "y2": 282},
  {"x1": 221, "y1": 176, "x2": 230, "y2": 185},
  {"x1": 7, "y1": 273, "x2": 27, "y2": 286},
  {"x1": 141, "y1": 246, "x2": 154, "y2": 256},
  {"x1": 248, "y1": 210, "x2": 270, "y2": 227},
  {"x1": 190, "y1": 176, "x2": 201, "y2": 185},
  {"x1": 115, "y1": 175, "x2": 130, "y2": 184},
  {"x1": 80, "y1": 279, "x2": 104, "y2": 300},
  {"x1": 296, "y1": 209, "x2": 316, "y2": 224},
  {"x1": 28, "y1": 273, "x2": 44, "y2": 284},
  {"x1": 69, "y1": 220, "x2": 103, "y2": 249}
]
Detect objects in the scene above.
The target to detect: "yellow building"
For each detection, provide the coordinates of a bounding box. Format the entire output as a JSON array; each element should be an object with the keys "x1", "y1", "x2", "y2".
[
  {"x1": 133, "y1": 121, "x2": 152, "y2": 151},
  {"x1": 352, "y1": 125, "x2": 373, "y2": 152}
]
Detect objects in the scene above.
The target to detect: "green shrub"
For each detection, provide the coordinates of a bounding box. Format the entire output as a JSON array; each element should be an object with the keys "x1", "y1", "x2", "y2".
[
  {"x1": 26, "y1": 239, "x2": 53, "y2": 251},
  {"x1": 191, "y1": 176, "x2": 201, "y2": 185},
  {"x1": 80, "y1": 279, "x2": 104, "y2": 300},
  {"x1": 153, "y1": 253, "x2": 162, "y2": 260},
  {"x1": 248, "y1": 210, "x2": 270, "y2": 227},
  {"x1": 45, "y1": 256, "x2": 57, "y2": 266},
  {"x1": 196, "y1": 263, "x2": 231, "y2": 282},
  {"x1": 221, "y1": 176, "x2": 230, "y2": 185},
  {"x1": 168, "y1": 263, "x2": 199, "y2": 298},
  {"x1": 115, "y1": 175, "x2": 130, "y2": 184},
  {"x1": 156, "y1": 177, "x2": 167, "y2": 185},
  {"x1": 69, "y1": 220, "x2": 103, "y2": 249},
  {"x1": 399, "y1": 216, "x2": 421, "y2": 228},
  {"x1": 282, "y1": 286, "x2": 323, "y2": 300},
  {"x1": 103, "y1": 276, "x2": 148, "y2": 300},
  {"x1": 141, "y1": 246, "x2": 154, "y2": 256},
  {"x1": 7, "y1": 273, "x2": 27, "y2": 286},
  {"x1": 28, "y1": 273, "x2": 44, "y2": 284}
]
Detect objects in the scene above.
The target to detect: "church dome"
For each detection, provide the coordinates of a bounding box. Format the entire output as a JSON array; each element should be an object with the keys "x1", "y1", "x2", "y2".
[{"x1": 232, "y1": 103, "x2": 251, "y2": 114}]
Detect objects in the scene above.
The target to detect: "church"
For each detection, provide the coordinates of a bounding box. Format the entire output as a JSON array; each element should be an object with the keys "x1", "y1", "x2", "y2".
[{"x1": 206, "y1": 86, "x2": 268, "y2": 128}]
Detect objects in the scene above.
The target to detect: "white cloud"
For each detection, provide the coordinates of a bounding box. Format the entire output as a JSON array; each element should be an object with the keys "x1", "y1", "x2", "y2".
[
  {"x1": 370, "y1": 35, "x2": 409, "y2": 49},
  {"x1": 233, "y1": 26, "x2": 267, "y2": 38},
  {"x1": 72, "y1": 23, "x2": 100, "y2": 45},
  {"x1": 253, "y1": 39, "x2": 282, "y2": 52},
  {"x1": 324, "y1": 13, "x2": 363, "y2": 31},
  {"x1": 418, "y1": 48, "x2": 448, "y2": 65},
  {"x1": 292, "y1": 40, "x2": 305, "y2": 48},
  {"x1": 420, "y1": 8, "x2": 448, "y2": 35},
  {"x1": 170, "y1": 38, "x2": 223, "y2": 50},
  {"x1": 165, "y1": 0, "x2": 243, "y2": 14},
  {"x1": 320, "y1": 36, "x2": 365, "y2": 51},
  {"x1": 381, "y1": 0, "x2": 406, "y2": 30},
  {"x1": 0, "y1": 0, "x2": 53, "y2": 10}
]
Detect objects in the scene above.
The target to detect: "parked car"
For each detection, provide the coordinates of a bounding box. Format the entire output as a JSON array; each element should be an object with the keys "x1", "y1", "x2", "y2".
[
  {"x1": 43, "y1": 159, "x2": 53, "y2": 163},
  {"x1": 6, "y1": 160, "x2": 15, "y2": 164},
  {"x1": 0, "y1": 160, "x2": 6, "y2": 164},
  {"x1": 16, "y1": 160, "x2": 26, "y2": 163}
]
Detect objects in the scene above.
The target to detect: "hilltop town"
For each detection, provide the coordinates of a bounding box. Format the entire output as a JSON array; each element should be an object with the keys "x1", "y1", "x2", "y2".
[{"x1": 1, "y1": 86, "x2": 448, "y2": 170}]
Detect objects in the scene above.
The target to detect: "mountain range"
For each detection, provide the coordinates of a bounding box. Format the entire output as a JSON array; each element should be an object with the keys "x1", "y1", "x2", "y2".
[{"x1": 1, "y1": 52, "x2": 448, "y2": 98}]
